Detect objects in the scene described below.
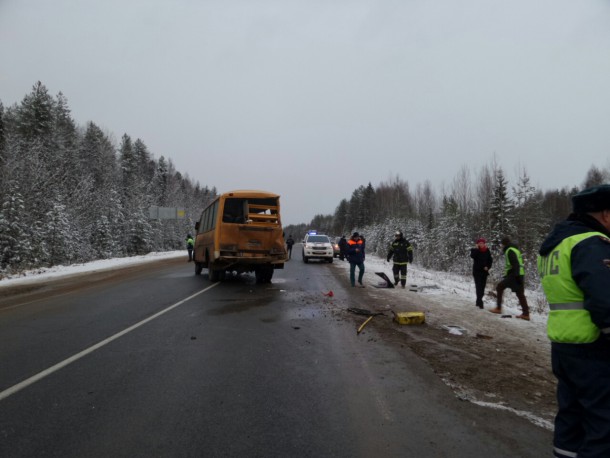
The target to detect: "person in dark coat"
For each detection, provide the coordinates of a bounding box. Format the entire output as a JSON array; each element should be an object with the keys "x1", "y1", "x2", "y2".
[
  {"x1": 470, "y1": 237, "x2": 493, "y2": 308},
  {"x1": 346, "y1": 232, "x2": 365, "y2": 287},
  {"x1": 285, "y1": 235, "x2": 294, "y2": 259},
  {"x1": 386, "y1": 231, "x2": 413, "y2": 288},
  {"x1": 338, "y1": 235, "x2": 348, "y2": 261}
]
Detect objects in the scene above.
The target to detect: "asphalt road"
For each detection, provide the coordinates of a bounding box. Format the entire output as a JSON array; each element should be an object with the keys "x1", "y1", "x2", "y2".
[{"x1": 0, "y1": 251, "x2": 551, "y2": 457}]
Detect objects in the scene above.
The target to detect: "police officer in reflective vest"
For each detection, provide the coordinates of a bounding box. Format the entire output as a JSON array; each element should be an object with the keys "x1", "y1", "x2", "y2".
[
  {"x1": 538, "y1": 184, "x2": 610, "y2": 458},
  {"x1": 186, "y1": 234, "x2": 194, "y2": 262},
  {"x1": 386, "y1": 231, "x2": 413, "y2": 288}
]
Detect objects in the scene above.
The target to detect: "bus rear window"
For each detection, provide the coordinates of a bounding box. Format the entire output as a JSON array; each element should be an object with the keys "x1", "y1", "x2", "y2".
[{"x1": 222, "y1": 198, "x2": 279, "y2": 224}]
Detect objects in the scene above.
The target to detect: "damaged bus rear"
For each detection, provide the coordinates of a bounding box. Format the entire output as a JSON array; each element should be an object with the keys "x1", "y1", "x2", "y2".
[{"x1": 193, "y1": 190, "x2": 287, "y2": 283}]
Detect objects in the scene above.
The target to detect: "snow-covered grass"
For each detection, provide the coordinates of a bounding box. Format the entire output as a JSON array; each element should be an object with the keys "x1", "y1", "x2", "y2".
[
  {"x1": 332, "y1": 252, "x2": 549, "y2": 324},
  {"x1": 0, "y1": 251, "x2": 185, "y2": 287}
]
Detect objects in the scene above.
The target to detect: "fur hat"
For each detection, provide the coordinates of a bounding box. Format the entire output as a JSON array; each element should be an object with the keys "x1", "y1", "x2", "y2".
[{"x1": 572, "y1": 184, "x2": 610, "y2": 213}]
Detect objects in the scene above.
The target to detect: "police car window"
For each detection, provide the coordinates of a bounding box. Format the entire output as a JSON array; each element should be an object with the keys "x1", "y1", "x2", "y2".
[{"x1": 307, "y1": 235, "x2": 329, "y2": 243}]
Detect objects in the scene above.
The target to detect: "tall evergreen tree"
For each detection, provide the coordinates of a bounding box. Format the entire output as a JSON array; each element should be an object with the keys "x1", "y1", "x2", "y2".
[
  {"x1": 0, "y1": 101, "x2": 5, "y2": 169},
  {"x1": 44, "y1": 199, "x2": 77, "y2": 265},
  {"x1": 16, "y1": 81, "x2": 54, "y2": 144},
  {"x1": 0, "y1": 182, "x2": 31, "y2": 272},
  {"x1": 512, "y1": 168, "x2": 546, "y2": 272},
  {"x1": 332, "y1": 199, "x2": 349, "y2": 235},
  {"x1": 361, "y1": 183, "x2": 376, "y2": 226},
  {"x1": 490, "y1": 167, "x2": 514, "y2": 245}
]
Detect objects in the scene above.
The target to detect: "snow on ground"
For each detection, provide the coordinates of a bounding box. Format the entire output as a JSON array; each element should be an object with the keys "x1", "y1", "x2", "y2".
[
  {"x1": 335, "y1": 253, "x2": 548, "y2": 318},
  {"x1": 0, "y1": 251, "x2": 185, "y2": 287}
]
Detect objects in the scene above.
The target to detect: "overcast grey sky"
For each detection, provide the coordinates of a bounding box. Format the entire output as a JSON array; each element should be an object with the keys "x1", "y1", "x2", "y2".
[{"x1": 1, "y1": 0, "x2": 609, "y2": 225}]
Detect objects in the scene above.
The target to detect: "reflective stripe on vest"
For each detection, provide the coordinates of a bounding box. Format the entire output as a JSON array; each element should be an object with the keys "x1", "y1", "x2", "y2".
[
  {"x1": 504, "y1": 246, "x2": 524, "y2": 276},
  {"x1": 538, "y1": 231, "x2": 605, "y2": 344}
]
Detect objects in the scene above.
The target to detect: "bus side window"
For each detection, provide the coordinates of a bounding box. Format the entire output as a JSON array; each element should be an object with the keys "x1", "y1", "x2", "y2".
[
  {"x1": 198, "y1": 211, "x2": 205, "y2": 232},
  {"x1": 211, "y1": 201, "x2": 218, "y2": 229}
]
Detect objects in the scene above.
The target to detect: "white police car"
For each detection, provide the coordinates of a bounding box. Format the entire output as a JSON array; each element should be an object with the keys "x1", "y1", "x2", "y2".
[{"x1": 302, "y1": 231, "x2": 333, "y2": 264}]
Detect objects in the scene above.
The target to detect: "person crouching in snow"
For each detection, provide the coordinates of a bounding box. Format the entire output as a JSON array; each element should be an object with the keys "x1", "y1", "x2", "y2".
[
  {"x1": 470, "y1": 237, "x2": 493, "y2": 309},
  {"x1": 386, "y1": 231, "x2": 413, "y2": 288}
]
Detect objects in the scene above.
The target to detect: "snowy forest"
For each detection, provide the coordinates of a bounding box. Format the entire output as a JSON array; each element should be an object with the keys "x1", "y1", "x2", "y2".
[
  {"x1": 285, "y1": 163, "x2": 610, "y2": 287},
  {"x1": 0, "y1": 82, "x2": 216, "y2": 277}
]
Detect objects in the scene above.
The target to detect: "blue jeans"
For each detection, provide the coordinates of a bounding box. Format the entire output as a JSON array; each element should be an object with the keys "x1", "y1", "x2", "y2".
[{"x1": 349, "y1": 262, "x2": 364, "y2": 286}]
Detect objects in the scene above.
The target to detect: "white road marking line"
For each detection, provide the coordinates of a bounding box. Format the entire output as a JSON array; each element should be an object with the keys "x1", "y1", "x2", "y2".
[{"x1": 0, "y1": 283, "x2": 219, "y2": 401}]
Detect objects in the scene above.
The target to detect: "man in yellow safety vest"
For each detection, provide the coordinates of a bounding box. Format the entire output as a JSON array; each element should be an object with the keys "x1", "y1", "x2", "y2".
[
  {"x1": 489, "y1": 237, "x2": 530, "y2": 320},
  {"x1": 538, "y1": 184, "x2": 610, "y2": 458}
]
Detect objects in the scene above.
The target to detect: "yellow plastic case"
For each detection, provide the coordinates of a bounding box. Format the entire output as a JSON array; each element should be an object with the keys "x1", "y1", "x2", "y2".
[{"x1": 393, "y1": 311, "x2": 425, "y2": 325}]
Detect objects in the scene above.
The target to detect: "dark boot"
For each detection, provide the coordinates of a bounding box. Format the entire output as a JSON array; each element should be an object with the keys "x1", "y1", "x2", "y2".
[{"x1": 517, "y1": 293, "x2": 530, "y2": 317}]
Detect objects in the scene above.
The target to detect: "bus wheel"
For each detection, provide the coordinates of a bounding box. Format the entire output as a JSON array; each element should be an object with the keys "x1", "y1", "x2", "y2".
[
  {"x1": 265, "y1": 269, "x2": 274, "y2": 283},
  {"x1": 195, "y1": 262, "x2": 203, "y2": 275},
  {"x1": 255, "y1": 266, "x2": 273, "y2": 284},
  {"x1": 209, "y1": 268, "x2": 220, "y2": 282}
]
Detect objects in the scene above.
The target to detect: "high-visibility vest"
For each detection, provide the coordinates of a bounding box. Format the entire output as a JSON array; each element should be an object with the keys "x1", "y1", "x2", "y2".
[
  {"x1": 538, "y1": 231, "x2": 606, "y2": 343},
  {"x1": 504, "y1": 246, "x2": 524, "y2": 276}
]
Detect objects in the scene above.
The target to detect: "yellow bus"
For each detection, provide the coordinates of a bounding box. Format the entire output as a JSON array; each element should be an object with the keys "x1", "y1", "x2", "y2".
[{"x1": 193, "y1": 190, "x2": 287, "y2": 283}]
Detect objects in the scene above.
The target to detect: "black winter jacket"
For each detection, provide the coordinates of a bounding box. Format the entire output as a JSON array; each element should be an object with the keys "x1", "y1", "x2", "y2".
[
  {"x1": 387, "y1": 238, "x2": 413, "y2": 264},
  {"x1": 470, "y1": 248, "x2": 492, "y2": 276}
]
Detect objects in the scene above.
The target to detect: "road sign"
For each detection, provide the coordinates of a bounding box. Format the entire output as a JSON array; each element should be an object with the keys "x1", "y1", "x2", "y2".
[{"x1": 148, "y1": 206, "x2": 186, "y2": 220}]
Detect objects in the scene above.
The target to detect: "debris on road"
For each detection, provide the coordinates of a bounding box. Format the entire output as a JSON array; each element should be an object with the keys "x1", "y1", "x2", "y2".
[
  {"x1": 373, "y1": 272, "x2": 395, "y2": 288},
  {"x1": 347, "y1": 307, "x2": 385, "y2": 317},
  {"x1": 392, "y1": 311, "x2": 425, "y2": 325},
  {"x1": 357, "y1": 315, "x2": 375, "y2": 334},
  {"x1": 408, "y1": 284, "x2": 440, "y2": 292},
  {"x1": 476, "y1": 333, "x2": 493, "y2": 340},
  {"x1": 441, "y1": 324, "x2": 468, "y2": 335}
]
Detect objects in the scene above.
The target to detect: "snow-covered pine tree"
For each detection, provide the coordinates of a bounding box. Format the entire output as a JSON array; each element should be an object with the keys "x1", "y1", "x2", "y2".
[
  {"x1": 490, "y1": 167, "x2": 515, "y2": 246},
  {"x1": 0, "y1": 102, "x2": 5, "y2": 170},
  {"x1": 127, "y1": 209, "x2": 153, "y2": 255},
  {"x1": 91, "y1": 215, "x2": 118, "y2": 259},
  {"x1": 332, "y1": 199, "x2": 349, "y2": 235},
  {"x1": 512, "y1": 168, "x2": 546, "y2": 281},
  {"x1": 361, "y1": 182, "x2": 376, "y2": 226},
  {"x1": 44, "y1": 199, "x2": 78, "y2": 266},
  {"x1": 0, "y1": 182, "x2": 31, "y2": 273}
]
